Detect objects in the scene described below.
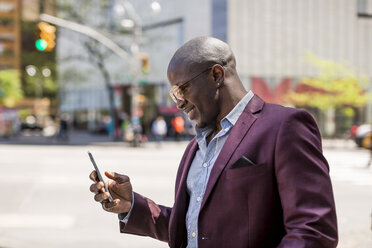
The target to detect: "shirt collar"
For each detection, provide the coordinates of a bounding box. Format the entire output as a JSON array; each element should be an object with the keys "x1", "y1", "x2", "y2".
[{"x1": 223, "y1": 90, "x2": 254, "y2": 126}]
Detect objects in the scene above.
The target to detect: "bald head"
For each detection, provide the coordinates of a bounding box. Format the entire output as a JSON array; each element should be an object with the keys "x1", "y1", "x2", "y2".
[{"x1": 167, "y1": 36, "x2": 237, "y2": 75}]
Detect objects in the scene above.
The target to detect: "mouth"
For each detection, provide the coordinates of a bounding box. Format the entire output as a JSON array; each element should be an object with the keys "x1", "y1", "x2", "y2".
[
  {"x1": 183, "y1": 105, "x2": 195, "y2": 114},
  {"x1": 183, "y1": 105, "x2": 196, "y2": 120}
]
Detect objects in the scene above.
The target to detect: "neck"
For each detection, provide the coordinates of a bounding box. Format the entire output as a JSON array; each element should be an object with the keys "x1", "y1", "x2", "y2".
[{"x1": 215, "y1": 83, "x2": 247, "y2": 127}]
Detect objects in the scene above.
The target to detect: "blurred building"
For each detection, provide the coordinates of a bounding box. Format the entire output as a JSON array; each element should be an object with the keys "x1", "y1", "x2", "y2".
[
  {"x1": 0, "y1": 0, "x2": 21, "y2": 70},
  {"x1": 228, "y1": 0, "x2": 372, "y2": 135},
  {"x1": 56, "y1": 0, "x2": 372, "y2": 136},
  {"x1": 0, "y1": 0, "x2": 57, "y2": 129},
  {"x1": 0, "y1": 0, "x2": 56, "y2": 67}
]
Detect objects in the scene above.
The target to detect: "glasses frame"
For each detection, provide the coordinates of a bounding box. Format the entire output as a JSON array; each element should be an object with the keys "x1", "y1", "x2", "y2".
[{"x1": 169, "y1": 66, "x2": 214, "y2": 103}]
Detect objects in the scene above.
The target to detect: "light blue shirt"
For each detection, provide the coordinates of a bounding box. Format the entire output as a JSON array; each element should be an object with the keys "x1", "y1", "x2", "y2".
[{"x1": 185, "y1": 91, "x2": 254, "y2": 248}]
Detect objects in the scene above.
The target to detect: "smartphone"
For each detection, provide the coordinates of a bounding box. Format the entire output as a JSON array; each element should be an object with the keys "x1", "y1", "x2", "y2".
[{"x1": 88, "y1": 151, "x2": 113, "y2": 203}]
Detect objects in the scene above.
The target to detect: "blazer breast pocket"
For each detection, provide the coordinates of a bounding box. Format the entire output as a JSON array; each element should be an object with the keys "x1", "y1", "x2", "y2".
[
  {"x1": 225, "y1": 156, "x2": 267, "y2": 179},
  {"x1": 230, "y1": 156, "x2": 256, "y2": 169}
]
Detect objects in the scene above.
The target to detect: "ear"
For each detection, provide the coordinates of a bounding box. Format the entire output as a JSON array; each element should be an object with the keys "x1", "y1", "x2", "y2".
[{"x1": 212, "y1": 64, "x2": 225, "y2": 88}]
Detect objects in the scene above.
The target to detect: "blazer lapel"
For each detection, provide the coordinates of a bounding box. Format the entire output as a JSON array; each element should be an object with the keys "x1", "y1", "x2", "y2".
[
  {"x1": 200, "y1": 95, "x2": 264, "y2": 210},
  {"x1": 169, "y1": 139, "x2": 198, "y2": 248}
]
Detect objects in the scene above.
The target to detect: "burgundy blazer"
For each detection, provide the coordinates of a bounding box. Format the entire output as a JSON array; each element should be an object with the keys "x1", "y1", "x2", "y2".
[{"x1": 120, "y1": 95, "x2": 338, "y2": 248}]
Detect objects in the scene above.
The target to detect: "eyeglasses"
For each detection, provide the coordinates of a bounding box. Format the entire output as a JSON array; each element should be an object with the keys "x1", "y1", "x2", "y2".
[{"x1": 169, "y1": 66, "x2": 213, "y2": 103}]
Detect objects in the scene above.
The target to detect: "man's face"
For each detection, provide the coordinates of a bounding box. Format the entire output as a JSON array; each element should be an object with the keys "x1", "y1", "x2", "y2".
[{"x1": 168, "y1": 64, "x2": 220, "y2": 128}]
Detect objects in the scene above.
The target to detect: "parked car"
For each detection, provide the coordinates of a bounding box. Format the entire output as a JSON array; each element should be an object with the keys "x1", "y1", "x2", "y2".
[
  {"x1": 20, "y1": 115, "x2": 43, "y2": 133},
  {"x1": 354, "y1": 124, "x2": 372, "y2": 147},
  {"x1": 20, "y1": 122, "x2": 43, "y2": 132}
]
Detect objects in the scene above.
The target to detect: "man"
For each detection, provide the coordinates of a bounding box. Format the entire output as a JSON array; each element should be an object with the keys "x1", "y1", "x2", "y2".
[{"x1": 90, "y1": 36, "x2": 338, "y2": 247}]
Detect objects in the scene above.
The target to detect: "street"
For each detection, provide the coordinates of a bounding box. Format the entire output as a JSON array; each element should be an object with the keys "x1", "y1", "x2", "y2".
[{"x1": 0, "y1": 140, "x2": 371, "y2": 248}]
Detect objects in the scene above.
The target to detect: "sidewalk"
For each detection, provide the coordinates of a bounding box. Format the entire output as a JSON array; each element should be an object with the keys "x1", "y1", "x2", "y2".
[
  {"x1": 321, "y1": 138, "x2": 358, "y2": 149},
  {"x1": 0, "y1": 131, "x2": 192, "y2": 147},
  {"x1": 0, "y1": 131, "x2": 360, "y2": 149},
  {"x1": 0, "y1": 131, "x2": 122, "y2": 146}
]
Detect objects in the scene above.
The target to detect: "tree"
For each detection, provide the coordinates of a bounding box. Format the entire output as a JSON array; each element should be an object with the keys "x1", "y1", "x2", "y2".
[
  {"x1": 57, "y1": 0, "x2": 132, "y2": 139},
  {"x1": 286, "y1": 53, "x2": 371, "y2": 117},
  {"x1": 0, "y1": 70, "x2": 23, "y2": 107}
]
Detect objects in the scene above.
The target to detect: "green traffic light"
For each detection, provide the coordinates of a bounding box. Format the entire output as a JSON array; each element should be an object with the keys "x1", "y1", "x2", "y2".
[{"x1": 35, "y1": 39, "x2": 48, "y2": 51}]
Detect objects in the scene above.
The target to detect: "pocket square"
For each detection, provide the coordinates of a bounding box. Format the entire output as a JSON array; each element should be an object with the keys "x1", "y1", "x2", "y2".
[{"x1": 231, "y1": 156, "x2": 256, "y2": 169}]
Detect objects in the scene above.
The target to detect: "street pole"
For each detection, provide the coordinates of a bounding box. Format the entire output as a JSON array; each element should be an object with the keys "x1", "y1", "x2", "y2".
[
  {"x1": 40, "y1": 14, "x2": 131, "y2": 59},
  {"x1": 112, "y1": 0, "x2": 144, "y2": 146},
  {"x1": 356, "y1": 0, "x2": 372, "y2": 124},
  {"x1": 129, "y1": 18, "x2": 142, "y2": 147}
]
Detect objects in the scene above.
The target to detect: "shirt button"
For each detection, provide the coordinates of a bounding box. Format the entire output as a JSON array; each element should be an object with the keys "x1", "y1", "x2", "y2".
[
  {"x1": 192, "y1": 232, "x2": 196, "y2": 238},
  {"x1": 224, "y1": 128, "x2": 229, "y2": 132},
  {"x1": 203, "y1": 163, "x2": 208, "y2": 168},
  {"x1": 197, "y1": 196, "x2": 201, "y2": 202}
]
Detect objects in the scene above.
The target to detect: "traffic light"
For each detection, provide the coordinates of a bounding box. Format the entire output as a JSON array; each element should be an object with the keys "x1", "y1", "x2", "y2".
[
  {"x1": 35, "y1": 22, "x2": 56, "y2": 51},
  {"x1": 140, "y1": 53, "x2": 149, "y2": 75}
]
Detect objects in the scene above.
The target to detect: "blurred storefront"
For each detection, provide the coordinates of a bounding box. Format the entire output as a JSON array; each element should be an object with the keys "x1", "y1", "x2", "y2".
[{"x1": 0, "y1": 0, "x2": 21, "y2": 70}]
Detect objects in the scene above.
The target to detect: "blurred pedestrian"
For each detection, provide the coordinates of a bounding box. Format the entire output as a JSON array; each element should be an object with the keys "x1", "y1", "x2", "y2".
[
  {"x1": 43, "y1": 116, "x2": 57, "y2": 139},
  {"x1": 57, "y1": 113, "x2": 69, "y2": 142},
  {"x1": 120, "y1": 113, "x2": 130, "y2": 141},
  {"x1": 171, "y1": 115, "x2": 184, "y2": 141},
  {"x1": 185, "y1": 119, "x2": 196, "y2": 139},
  {"x1": 151, "y1": 116, "x2": 167, "y2": 145}
]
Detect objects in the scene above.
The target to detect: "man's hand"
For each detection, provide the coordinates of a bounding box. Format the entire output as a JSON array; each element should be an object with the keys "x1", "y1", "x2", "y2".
[{"x1": 89, "y1": 171, "x2": 133, "y2": 214}]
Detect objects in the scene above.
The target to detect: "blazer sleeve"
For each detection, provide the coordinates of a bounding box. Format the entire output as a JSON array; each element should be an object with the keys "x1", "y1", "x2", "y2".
[
  {"x1": 119, "y1": 192, "x2": 172, "y2": 242},
  {"x1": 118, "y1": 139, "x2": 196, "y2": 243},
  {"x1": 274, "y1": 110, "x2": 338, "y2": 248}
]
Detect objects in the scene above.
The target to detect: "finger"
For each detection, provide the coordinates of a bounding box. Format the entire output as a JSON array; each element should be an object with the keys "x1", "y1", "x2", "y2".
[
  {"x1": 102, "y1": 199, "x2": 120, "y2": 212},
  {"x1": 105, "y1": 171, "x2": 130, "y2": 184},
  {"x1": 90, "y1": 182, "x2": 104, "y2": 193},
  {"x1": 89, "y1": 171, "x2": 98, "y2": 182},
  {"x1": 94, "y1": 191, "x2": 110, "y2": 202}
]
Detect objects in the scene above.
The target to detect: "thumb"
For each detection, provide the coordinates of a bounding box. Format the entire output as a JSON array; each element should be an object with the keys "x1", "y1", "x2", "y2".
[{"x1": 105, "y1": 171, "x2": 130, "y2": 184}]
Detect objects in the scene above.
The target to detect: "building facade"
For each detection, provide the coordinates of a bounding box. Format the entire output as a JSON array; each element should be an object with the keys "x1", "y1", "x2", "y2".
[
  {"x1": 57, "y1": 0, "x2": 372, "y2": 135},
  {"x1": 0, "y1": 0, "x2": 21, "y2": 70},
  {"x1": 227, "y1": 0, "x2": 372, "y2": 134}
]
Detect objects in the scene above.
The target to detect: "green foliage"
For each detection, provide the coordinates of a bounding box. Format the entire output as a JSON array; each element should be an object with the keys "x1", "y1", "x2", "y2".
[
  {"x1": 18, "y1": 108, "x2": 32, "y2": 120},
  {"x1": 286, "y1": 53, "x2": 371, "y2": 113},
  {"x1": 0, "y1": 70, "x2": 23, "y2": 107}
]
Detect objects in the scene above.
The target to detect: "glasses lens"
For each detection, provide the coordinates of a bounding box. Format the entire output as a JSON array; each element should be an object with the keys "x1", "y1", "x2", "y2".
[{"x1": 169, "y1": 88, "x2": 180, "y2": 103}]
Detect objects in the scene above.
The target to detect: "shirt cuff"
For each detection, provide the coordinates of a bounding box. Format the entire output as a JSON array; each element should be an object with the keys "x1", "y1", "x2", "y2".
[{"x1": 118, "y1": 192, "x2": 134, "y2": 224}]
